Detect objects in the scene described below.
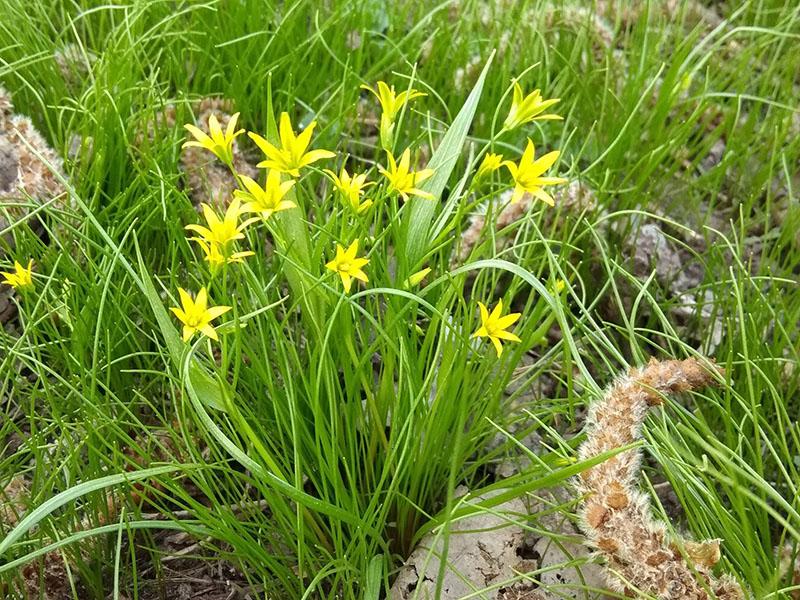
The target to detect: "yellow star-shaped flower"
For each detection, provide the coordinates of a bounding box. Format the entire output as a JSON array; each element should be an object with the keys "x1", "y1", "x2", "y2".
[
  {"x1": 1, "y1": 259, "x2": 34, "y2": 291},
  {"x1": 248, "y1": 112, "x2": 336, "y2": 177},
  {"x1": 503, "y1": 139, "x2": 567, "y2": 205},
  {"x1": 185, "y1": 197, "x2": 255, "y2": 247},
  {"x1": 325, "y1": 240, "x2": 369, "y2": 294},
  {"x1": 361, "y1": 81, "x2": 425, "y2": 149},
  {"x1": 472, "y1": 299, "x2": 521, "y2": 357},
  {"x1": 170, "y1": 287, "x2": 231, "y2": 342},
  {"x1": 182, "y1": 112, "x2": 244, "y2": 165},
  {"x1": 324, "y1": 167, "x2": 374, "y2": 214},
  {"x1": 503, "y1": 82, "x2": 561, "y2": 131},
  {"x1": 234, "y1": 171, "x2": 296, "y2": 220},
  {"x1": 475, "y1": 152, "x2": 504, "y2": 180},
  {"x1": 192, "y1": 238, "x2": 254, "y2": 270},
  {"x1": 378, "y1": 148, "x2": 435, "y2": 201}
]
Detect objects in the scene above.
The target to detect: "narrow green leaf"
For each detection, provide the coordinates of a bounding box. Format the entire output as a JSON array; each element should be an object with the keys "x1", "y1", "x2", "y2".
[
  {"x1": 0, "y1": 465, "x2": 182, "y2": 556},
  {"x1": 181, "y1": 348, "x2": 377, "y2": 534},
  {"x1": 135, "y1": 241, "x2": 228, "y2": 411}
]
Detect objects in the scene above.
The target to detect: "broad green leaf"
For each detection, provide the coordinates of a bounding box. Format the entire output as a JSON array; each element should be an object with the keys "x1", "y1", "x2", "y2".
[
  {"x1": 402, "y1": 51, "x2": 495, "y2": 273},
  {"x1": 263, "y1": 75, "x2": 325, "y2": 332},
  {"x1": 364, "y1": 554, "x2": 384, "y2": 600}
]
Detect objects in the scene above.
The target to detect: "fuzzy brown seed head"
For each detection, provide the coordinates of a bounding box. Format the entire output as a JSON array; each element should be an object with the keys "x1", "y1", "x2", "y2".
[
  {"x1": 597, "y1": 537, "x2": 619, "y2": 554},
  {"x1": 605, "y1": 481, "x2": 630, "y2": 509},
  {"x1": 575, "y1": 357, "x2": 746, "y2": 599},
  {"x1": 645, "y1": 550, "x2": 671, "y2": 567},
  {"x1": 684, "y1": 540, "x2": 722, "y2": 570},
  {"x1": 584, "y1": 501, "x2": 609, "y2": 529}
]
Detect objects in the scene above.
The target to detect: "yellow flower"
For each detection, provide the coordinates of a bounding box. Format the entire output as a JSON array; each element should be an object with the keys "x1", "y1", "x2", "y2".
[
  {"x1": 185, "y1": 197, "x2": 255, "y2": 247},
  {"x1": 325, "y1": 240, "x2": 369, "y2": 293},
  {"x1": 378, "y1": 148, "x2": 435, "y2": 201},
  {"x1": 248, "y1": 112, "x2": 336, "y2": 177},
  {"x1": 475, "y1": 152, "x2": 504, "y2": 180},
  {"x1": 503, "y1": 139, "x2": 567, "y2": 205},
  {"x1": 1, "y1": 259, "x2": 34, "y2": 291},
  {"x1": 182, "y1": 112, "x2": 244, "y2": 165},
  {"x1": 193, "y1": 238, "x2": 254, "y2": 270},
  {"x1": 324, "y1": 167, "x2": 374, "y2": 213},
  {"x1": 472, "y1": 299, "x2": 521, "y2": 357},
  {"x1": 503, "y1": 82, "x2": 562, "y2": 130},
  {"x1": 234, "y1": 171, "x2": 296, "y2": 220},
  {"x1": 361, "y1": 81, "x2": 426, "y2": 149},
  {"x1": 170, "y1": 287, "x2": 231, "y2": 342}
]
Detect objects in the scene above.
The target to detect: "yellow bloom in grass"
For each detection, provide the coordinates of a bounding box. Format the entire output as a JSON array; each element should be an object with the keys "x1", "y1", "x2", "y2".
[
  {"x1": 248, "y1": 112, "x2": 336, "y2": 177},
  {"x1": 361, "y1": 81, "x2": 426, "y2": 148},
  {"x1": 170, "y1": 287, "x2": 231, "y2": 342},
  {"x1": 503, "y1": 82, "x2": 562, "y2": 130},
  {"x1": 1, "y1": 259, "x2": 34, "y2": 291},
  {"x1": 472, "y1": 299, "x2": 521, "y2": 357},
  {"x1": 325, "y1": 240, "x2": 369, "y2": 293},
  {"x1": 324, "y1": 167, "x2": 374, "y2": 213},
  {"x1": 379, "y1": 148, "x2": 435, "y2": 201},
  {"x1": 475, "y1": 152, "x2": 504, "y2": 180},
  {"x1": 234, "y1": 171, "x2": 296, "y2": 220},
  {"x1": 193, "y1": 238, "x2": 254, "y2": 269},
  {"x1": 503, "y1": 139, "x2": 567, "y2": 205},
  {"x1": 183, "y1": 112, "x2": 244, "y2": 165},
  {"x1": 185, "y1": 197, "x2": 255, "y2": 248}
]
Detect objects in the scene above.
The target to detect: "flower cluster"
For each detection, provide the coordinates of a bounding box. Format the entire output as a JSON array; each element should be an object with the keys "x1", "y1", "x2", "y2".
[
  {"x1": 170, "y1": 77, "x2": 566, "y2": 356},
  {"x1": 474, "y1": 79, "x2": 567, "y2": 206}
]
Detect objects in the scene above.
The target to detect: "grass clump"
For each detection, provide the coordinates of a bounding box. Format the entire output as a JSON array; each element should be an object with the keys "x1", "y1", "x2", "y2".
[{"x1": 1, "y1": 1, "x2": 799, "y2": 598}]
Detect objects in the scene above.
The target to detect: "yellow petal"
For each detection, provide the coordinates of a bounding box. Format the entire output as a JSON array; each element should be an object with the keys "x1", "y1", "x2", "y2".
[
  {"x1": 294, "y1": 120, "x2": 316, "y2": 154},
  {"x1": 530, "y1": 150, "x2": 560, "y2": 176},
  {"x1": 489, "y1": 300, "x2": 504, "y2": 320},
  {"x1": 532, "y1": 188, "x2": 555, "y2": 206},
  {"x1": 340, "y1": 272, "x2": 352, "y2": 293},
  {"x1": 495, "y1": 312, "x2": 521, "y2": 329},
  {"x1": 248, "y1": 132, "x2": 279, "y2": 159},
  {"x1": 199, "y1": 324, "x2": 219, "y2": 341},
  {"x1": 494, "y1": 330, "x2": 521, "y2": 342},
  {"x1": 177, "y1": 288, "x2": 193, "y2": 311},
  {"x1": 195, "y1": 287, "x2": 208, "y2": 312},
  {"x1": 521, "y1": 139, "x2": 536, "y2": 165},
  {"x1": 299, "y1": 149, "x2": 336, "y2": 166},
  {"x1": 345, "y1": 239, "x2": 360, "y2": 259},
  {"x1": 278, "y1": 112, "x2": 295, "y2": 149},
  {"x1": 478, "y1": 302, "x2": 489, "y2": 323},
  {"x1": 205, "y1": 305, "x2": 232, "y2": 320}
]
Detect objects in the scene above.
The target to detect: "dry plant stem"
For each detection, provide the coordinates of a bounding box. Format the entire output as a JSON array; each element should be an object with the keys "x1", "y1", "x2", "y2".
[{"x1": 577, "y1": 357, "x2": 746, "y2": 599}]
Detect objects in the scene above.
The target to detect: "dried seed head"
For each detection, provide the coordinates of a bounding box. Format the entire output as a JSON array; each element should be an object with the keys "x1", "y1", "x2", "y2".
[
  {"x1": 605, "y1": 481, "x2": 630, "y2": 509},
  {"x1": 575, "y1": 357, "x2": 748, "y2": 598},
  {"x1": 584, "y1": 501, "x2": 609, "y2": 529},
  {"x1": 685, "y1": 539, "x2": 722, "y2": 569}
]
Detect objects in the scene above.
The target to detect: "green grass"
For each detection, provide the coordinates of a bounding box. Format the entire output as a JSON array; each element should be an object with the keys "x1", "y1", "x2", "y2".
[{"x1": 1, "y1": 0, "x2": 799, "y2": 598}]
